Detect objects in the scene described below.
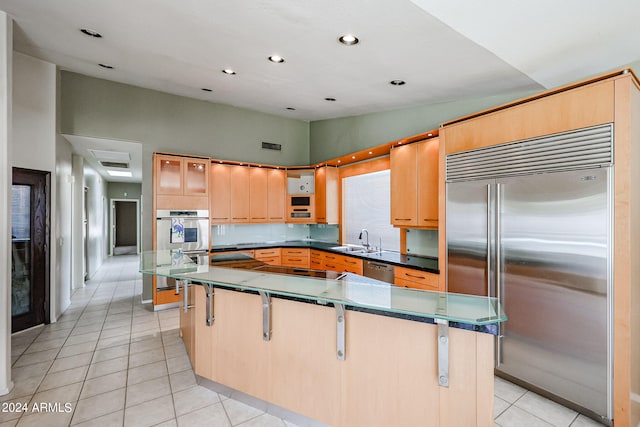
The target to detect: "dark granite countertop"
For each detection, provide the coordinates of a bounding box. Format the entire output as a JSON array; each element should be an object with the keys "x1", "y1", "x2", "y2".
[{"x1": 210, "y1": 240, "x2": 439, "y2": 274}]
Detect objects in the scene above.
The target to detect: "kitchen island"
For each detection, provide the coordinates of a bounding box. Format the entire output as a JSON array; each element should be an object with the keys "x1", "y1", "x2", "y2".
[{"x1": 140, "y1": 251, "x2": 506, "y2": 427}]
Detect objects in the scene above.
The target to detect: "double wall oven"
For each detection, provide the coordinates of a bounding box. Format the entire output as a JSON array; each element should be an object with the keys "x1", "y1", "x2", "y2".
[{"x1": 155, "y1": 209, "x2": 209, "y2": 291}]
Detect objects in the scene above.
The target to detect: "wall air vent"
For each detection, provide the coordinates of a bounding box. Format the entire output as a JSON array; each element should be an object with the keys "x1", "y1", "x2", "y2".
[
  {"x1": 100, "y1": 161, "x2": 130, "y2": 169},
  {"x1": 262, "y1": 142, "x2": 282, "y2": 151}
]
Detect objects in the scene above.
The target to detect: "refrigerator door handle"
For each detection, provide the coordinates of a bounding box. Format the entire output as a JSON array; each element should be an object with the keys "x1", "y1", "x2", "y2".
[
  {"x1": 495, "y1": 182, "x2": 504, "y2": 367},
  {"x1": 486, "y1": 184, "x2": 491, "y2": 297}
]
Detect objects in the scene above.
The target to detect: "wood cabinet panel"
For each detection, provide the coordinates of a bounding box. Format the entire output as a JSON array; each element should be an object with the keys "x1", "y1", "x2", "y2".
[
  {"x1": 281, "y1": 248, "x2": 309, "y2": 268},
  {"x1": 417, "y1": 139, "x2": 439, "y2": 228},
  {"x1": 156, "y1": 156, "x2": 183, "y2": 195},
  {"x1": 210, "y1": 163, "x2": 231, "y2": 223},
  {"x1": 390, "y1": 144, "x2": 418, "y2": 226},
  {"x1": 255, "y1": 248, "x2": 281, "y2": 266},
  {"x1": 249, "y1": 168, "x2": 269, "y2": 222},
  {"x1": 315, "y1": 166, "x2": 339, "y2": 224},
  {"x1": 444, "y1": 80, "x2": 615, "y2": 154},
  {"x1": 155, "y1": 288, "x2": 181, "y2": 305},
  {"x1": 183, "y1": 158, "x2": 209, "y2": 196},
  {"x1": 341, "y1": 256, "x2": 363, "y2": 275},
  {"x1": 395, "y1": 266, "x2": 439, "y2": 291},
  {"x1": 229, "y1": 166, "x2": 250, "y2": 223},
  {"x1": 267, "y1": 169, "x2": 286, "y2": 223}
]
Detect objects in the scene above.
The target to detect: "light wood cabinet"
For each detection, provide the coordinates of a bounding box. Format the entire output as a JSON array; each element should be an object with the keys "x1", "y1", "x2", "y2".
[
  {"x1": 394, "y1": 266, "x2": 439, "y2": 291},
  {"x1": 210, "y1": 163, "x2": 231, "y2": 223},
  {"x1": 155, "y1": 154, "x2": 209, "y2": 210},
  {"x1": 281, "y1": 248, "x2": 309, "y2": 268},
  {"x1": 320, "y1": 251, "x2": 363, "y2": 275},
  {"x1": 249, "y1": 168, "x2": 269, "y2": 222},
  {"x1": 417, "y1": 139, "x2": 439, "y2": 228},
  {"x1": 390, "y1": 144, "x2": 418, "y2": 226},
  {"x1": 310, "y1": 249, "x2": 324, "y2": 270},
  {"x1": 390, "y1": 139, "x2": 439, "y2": 228},
  {"x1": 230, "y1": 166, "x2": 250, "y2": 223},
  {"x1": 267, "y1": 169, "x2": 286, "y2": 223},
  {"x1": 315, "y1": 166, "x2": 339, "y2": 224},
  {"x1": 180, "y1": 283, "x2": 195, "y2": 366},
  {"x1": 255, "y1": 248, "x2": 281, "y2": 265}
]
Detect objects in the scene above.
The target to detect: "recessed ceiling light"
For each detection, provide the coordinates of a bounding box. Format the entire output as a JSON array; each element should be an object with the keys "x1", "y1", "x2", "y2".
[
  {"x1": 338, "y1": 34, "x2": 359, "y2": 45},
  {"x1": 286, "y1": 107, "x2": 296, "y2": 111},
  {"x1": 268, "y1": 55, "x2": 285, "y2": 63},
  {"x1": 201, "y1": 88, "x2": 212, "y2": 92},
  {"x1": 80, "y1": 28, "x2": 102, "y2": 38},
  {"x1": 98, "y1": 63, "x2": 114, "y2": 69},
  {"x1": 325, "y1": 97, "x2": 336, "y2": 102},
  {"x1": 222, "y1": 69, "x2": 236, "y2": 75},
  {"x1": 390, "y1": 80, "x2": 406, "y2": 86},
  {"x1": 107, "y1": 170, "x2": 132, "y2": 177}
]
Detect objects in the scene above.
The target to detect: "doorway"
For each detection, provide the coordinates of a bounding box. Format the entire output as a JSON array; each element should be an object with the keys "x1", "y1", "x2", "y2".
[
  {"x1": 110, "y1": 199, "x2": 139, "y2": 256},
  {"x1": 11, "y1": 168, "x2": 50, "y2": 333}
]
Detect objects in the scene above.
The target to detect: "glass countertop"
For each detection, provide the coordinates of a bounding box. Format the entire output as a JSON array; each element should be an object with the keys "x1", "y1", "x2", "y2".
[{"x1": 141, "y1": 251, "x2": 506, "y2": 326}]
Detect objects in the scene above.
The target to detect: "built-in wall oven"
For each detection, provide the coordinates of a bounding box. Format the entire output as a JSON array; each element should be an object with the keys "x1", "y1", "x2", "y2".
[{"x1": 155, "y1": 209, "x2": 209, "y2": 290}]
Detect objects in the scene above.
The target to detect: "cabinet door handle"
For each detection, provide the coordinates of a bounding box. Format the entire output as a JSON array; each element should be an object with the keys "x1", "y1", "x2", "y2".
[
  {"x1": 290, "y1": 258, "x2": 302, "y2": 262},
  {"x1": 406, "y1": 273, "x2": 426, "y2": 280},
  {"x1": 232, "y1": 217, "x2": 248, "y2": 220},
  {"x1": 252, "y1": 217, "x2": 266, "y2": 220},
  {"x1": 211, "y1": 217, "x2": 229, "y2": 220},
  {"x1": 395, "y1": 218, "x2": 412, "y2": 221},
  {"x1": 345, "y1": 260, "x2": 356, "y2": 265},
  {"x1": 325, "y1": 263, "x2": 336, "y2": 268},
  {"x1": 326, "y1": 255, "x2": 336, "y2": 259}
]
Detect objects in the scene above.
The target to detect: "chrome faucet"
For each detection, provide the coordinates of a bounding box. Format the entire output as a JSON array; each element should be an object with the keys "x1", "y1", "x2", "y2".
[{"x1": 358, "y1": 228, "x2": 369, "y2": 249}]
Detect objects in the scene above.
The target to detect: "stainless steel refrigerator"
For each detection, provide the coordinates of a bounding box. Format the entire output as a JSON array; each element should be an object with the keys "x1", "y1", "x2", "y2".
[{"x1": 446, "y1": 124, "x2": 613, "y2": 423}]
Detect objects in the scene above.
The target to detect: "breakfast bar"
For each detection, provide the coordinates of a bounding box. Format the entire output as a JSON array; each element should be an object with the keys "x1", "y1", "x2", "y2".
[{"x1": 140, "y1": 251, "x2": 506, "y2": 426}]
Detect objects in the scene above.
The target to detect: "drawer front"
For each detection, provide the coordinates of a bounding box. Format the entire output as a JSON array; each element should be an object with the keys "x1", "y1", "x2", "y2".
[
  {"x1": 310, "y1": 249, "x2": 323, "y2": 259},
  {"x1": 281, "y1": 248, "x2": 309, "y2": 257},
  {"x1": 323, "y1": 261, "x2": 345, "y2": 272},
  {"x1": 342, "y1": 256, "x2": 363, "y2": 275},
  {"x1": 394, "y1": 276, "x2": 438, "y2": 291},
  {"x1": 395, "y1": 266, "x2": 439, "y2": 289},
  {"x1": 257, "y1": 256, "x2": 281, "y2": 266},
  {"x1": 255, "y1": 248, "x2": 281, "y2": 258},
  {"x1": 310, "y1": 257, "x2": 323, "y2": 270},
  {"x1": 282, "y1": 256, "x2": 309, "y2": 268}
]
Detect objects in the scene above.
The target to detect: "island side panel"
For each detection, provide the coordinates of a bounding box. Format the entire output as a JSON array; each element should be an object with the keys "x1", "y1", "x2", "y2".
[
  {"x1": 476, "y1": 331, "x2": 495, "y2": 425},
  {"x1": 269, "y1": 298, "x2": 341, "y2": 427},
  {"x1": 213, "y1": 288, "x2": 272, "y2": 401},
  {"x1": 193, "y1": 285, "x2": 215, "y2": 379},
  {"x1": 339, "y1": 311, "x2": 440, "y2": 426}
]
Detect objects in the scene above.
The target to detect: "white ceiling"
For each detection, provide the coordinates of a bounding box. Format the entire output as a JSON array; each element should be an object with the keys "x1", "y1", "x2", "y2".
[{"x1": 2, "y1": 0, "x2": 640, "y2": 182}]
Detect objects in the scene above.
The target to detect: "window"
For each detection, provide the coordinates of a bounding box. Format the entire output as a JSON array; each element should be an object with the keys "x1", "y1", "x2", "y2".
[{"x1": 343, "y1": 170, "x2": 399, "y2": 251}]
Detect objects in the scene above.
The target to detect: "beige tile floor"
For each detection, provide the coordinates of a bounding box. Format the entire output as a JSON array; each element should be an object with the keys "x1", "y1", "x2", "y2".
[{"x1": 3, "y1": 255, "x2": 605, "y2": 427}]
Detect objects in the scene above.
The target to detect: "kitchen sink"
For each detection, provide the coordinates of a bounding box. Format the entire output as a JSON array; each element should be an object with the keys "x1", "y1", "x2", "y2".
[{"x1": 330, "y1": 245, "x2": 366, "y2": 252}]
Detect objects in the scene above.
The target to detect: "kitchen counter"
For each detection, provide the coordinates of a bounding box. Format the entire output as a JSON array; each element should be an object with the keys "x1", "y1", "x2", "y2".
[
  {"x1": 141, "y1": 250, "x2": 503, "y2": 426},
  {"x1": 211, "y1": 240, "x2": 440, "y2": 274}
]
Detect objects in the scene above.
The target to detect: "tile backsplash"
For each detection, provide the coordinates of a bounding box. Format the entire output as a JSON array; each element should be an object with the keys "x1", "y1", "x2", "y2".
[
  {"x1": 211, "y1": 223, "x2": 339, "y2": 246},
  {"x1": 405, "y1": 228, "x2": 438, "y2": 258}
]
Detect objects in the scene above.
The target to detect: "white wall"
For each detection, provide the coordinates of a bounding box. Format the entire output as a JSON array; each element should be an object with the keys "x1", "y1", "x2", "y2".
[
  {"x1": 83, "y1": 163, "x2": 108, "y2": 279},
  {"x1": 0, "y1": 10, "x2": 14, "y2": 396},
  {"x1": 11, "y1": 52, "x2": 73, "y2": 321}
]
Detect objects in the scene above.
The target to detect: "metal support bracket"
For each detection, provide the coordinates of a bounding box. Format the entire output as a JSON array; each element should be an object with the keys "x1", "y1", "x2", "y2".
[
  {"x1": 206, "y1": 285, "x2": 215, "y2": 326},
  {"x1": 436, "y1": 319, "x2": 449, "y2": 387},
  {"x1": 259, "y1": 292, "x2": 272, "y2": 341},
  {"x1": 182, "y1": 280, "x2": 194, "y2": 313},
  {"x1": 335, "y1": 304, "x2": 346, "y2": 361}
]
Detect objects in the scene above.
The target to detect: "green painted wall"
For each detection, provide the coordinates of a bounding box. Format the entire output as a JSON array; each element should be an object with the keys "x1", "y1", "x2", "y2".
[
  {"x1": 60, "y1": 71, "x2": 310, "y2": 166},
  {"x1": 107, "y1": 182, "x2": 142, "y2": 201},
  {"x1": 309, "y1": 90, "x2": 537, "y2": 163}
]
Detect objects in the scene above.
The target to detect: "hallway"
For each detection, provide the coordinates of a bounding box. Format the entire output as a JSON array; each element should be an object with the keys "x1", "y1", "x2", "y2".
[{"x1": 3, "y1": 255, "x2": 604, "y2": 426}]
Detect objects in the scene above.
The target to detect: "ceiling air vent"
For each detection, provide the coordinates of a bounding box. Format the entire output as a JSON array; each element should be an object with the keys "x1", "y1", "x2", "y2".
[
  {"x1": 262, "y1": 142, "x2": 282, "y2": 151},
  {"x1": 100, "y1": 161, "x2": 130, "y2": 169}
]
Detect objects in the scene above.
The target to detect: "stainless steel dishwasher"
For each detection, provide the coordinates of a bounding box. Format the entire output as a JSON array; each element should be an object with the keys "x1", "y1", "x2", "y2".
[{"x1": 363, "y1": 260, "x2": 394, "y2": 284}]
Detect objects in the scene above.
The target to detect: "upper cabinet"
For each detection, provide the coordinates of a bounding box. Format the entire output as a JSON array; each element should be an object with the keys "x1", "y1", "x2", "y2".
[
  {"x1": 210, "y1": 163, "x2": 231, "y2": 223},
  {"x1": 390, "y1": 144, "x2": 418, "y2": 226},
  {"x1": 249, "y1": 167, "x2": 269, "y2": 222},
  {"x1": 315, "y1": 166, "x2": 339, "y2": 224},
  {"x1": 390, "y1": 138, "x2": 439, "y2": 228},
  {"x1": 267, "y1": 169, "x2": 286, "y2": 223},
  {"x1": 155, "y1": 154, "x2": 209, "y2": 210},
  {"x1": 229, "y1": 166, "x2": 250, "y2": 223},
  {"x1": 417, "y1": 139, "x2": 439, "y2": 228}
]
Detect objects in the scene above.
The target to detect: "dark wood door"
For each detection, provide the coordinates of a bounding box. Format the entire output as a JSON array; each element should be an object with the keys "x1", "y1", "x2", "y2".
[{"x1": 11, "y1": 167, "x2": 50, "y2": 332}]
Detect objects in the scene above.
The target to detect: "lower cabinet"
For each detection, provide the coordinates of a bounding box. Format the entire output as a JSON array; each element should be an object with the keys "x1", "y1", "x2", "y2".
[
  {"x1": 255, "y1": 248, "x2": 281, "y2": 265},
  {"x1": 394, "y1": 266, "x2": 439, "y2": 291},
  {"x1": 281, "y1": 248, "x2": 310, "y2": 268},
  {"x1": 321, "y1": 252, "x2": 363, "y2": 275}
]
